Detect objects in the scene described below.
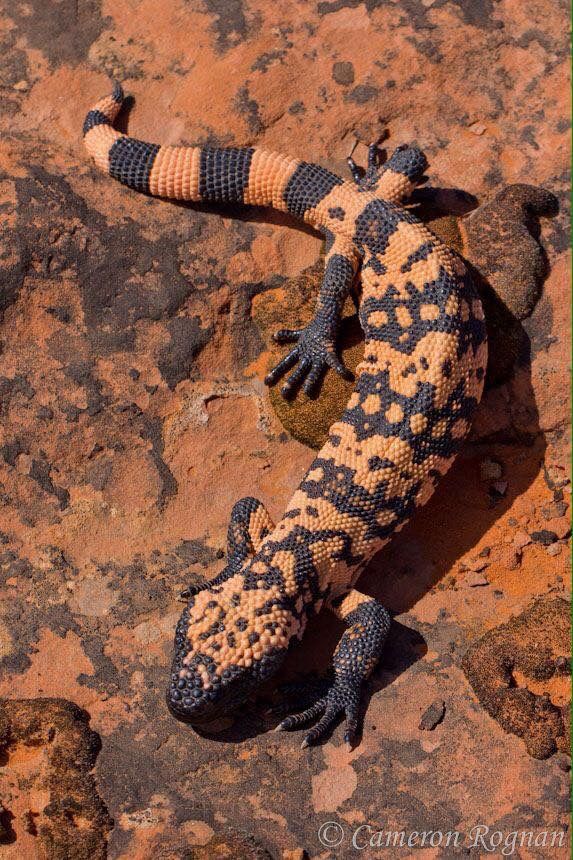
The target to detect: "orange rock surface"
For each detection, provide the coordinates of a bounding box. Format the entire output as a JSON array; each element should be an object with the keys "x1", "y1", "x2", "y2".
[{"x1": 0, "y1": 0, "x2": 570, "y2": 856}]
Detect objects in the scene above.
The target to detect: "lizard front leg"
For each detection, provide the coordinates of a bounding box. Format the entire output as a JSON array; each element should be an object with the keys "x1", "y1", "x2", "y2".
[
  {"x1": 225, "y1": 496, "x2": 276, "y2": 569},
  {"x1": 179, "y1": 497, "x2": 275, "y2": 598},
  {"x1": 276, "y1": 589, "x2": 391, "y2": 748},
  {"x1": 265, "y1": 236, "x2": 359, "y2": 399}
]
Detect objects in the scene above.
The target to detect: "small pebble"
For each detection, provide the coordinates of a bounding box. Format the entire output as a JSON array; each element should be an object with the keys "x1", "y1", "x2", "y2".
[
  {"x1": 480, "y1": 458, "x2": 503, "y2": 481},
  {"x1": 543, "y1": 464, "x2": 568, "y2": 491},
  {"x1": 465, "y1": 570, "x2": 489, "y2": 587},
  {"x1": 513, "y1": 530, "x2": 531, "y2": 550},
  {"x1": 466, "y1": 558, "x2": 489, "y2": 572},
  {"x1": 546, "y1": 544, "x2": 562, "y2": 557},
  {"x1": 531, "y1": 529, "x2": 558, "y2": 546},
  {"x1": 469, "y1": 122, "x2": 487, "y2": 135},
  {"x1": 491, "y1": 480, "x2": 508, "y2": 497},
  {"x1": 542, "y1": 501, "x2": 568, "y2": 519},
  {"x1": 419, "y1": 700, "x2": 446, "y2": 731},
  {"x1": 13, "y1": 79, "x2": 29, "y2": 91},
  {"x1": 506, "y1": 549, "x2": 522, "y2": 570}
]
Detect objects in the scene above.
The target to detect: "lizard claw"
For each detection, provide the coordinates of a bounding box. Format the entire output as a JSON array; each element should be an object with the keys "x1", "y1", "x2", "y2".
[
  {"x1": 272, "y1": 328, "x2": 303, "y2": 344},
  {"x1": 273, "y1": 679, "x2": 361, "y2": 748},
  {"x1": 265, "y1": 323, "x2": 352, "y2": 399},
  {"x1": 178, "y1": 582, "x2": 205, "y2": 601}
]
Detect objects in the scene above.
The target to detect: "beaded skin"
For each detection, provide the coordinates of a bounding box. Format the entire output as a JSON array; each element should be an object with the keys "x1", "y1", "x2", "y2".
[{"x1": 84, "y1": 84, "x2": 487, "y2": 748}]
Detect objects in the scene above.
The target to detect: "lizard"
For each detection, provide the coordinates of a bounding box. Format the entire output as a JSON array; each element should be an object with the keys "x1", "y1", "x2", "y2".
[{"x1": 83, "y1": 82, "x2": 487, "y2": 748}]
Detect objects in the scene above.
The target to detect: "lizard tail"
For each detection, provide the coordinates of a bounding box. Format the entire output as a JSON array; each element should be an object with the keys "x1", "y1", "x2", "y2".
[
  {"x1": 82, "y1": 85, "x2": 332, "y2": 221},
  {"x1": 83, "y1": 81, "x2": 126, "y2": 173}
]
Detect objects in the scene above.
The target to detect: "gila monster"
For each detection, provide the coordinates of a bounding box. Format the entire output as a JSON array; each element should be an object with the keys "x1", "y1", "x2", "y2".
[{"x1": 83, "y1": 83, "x2": 487, "y2": 748}]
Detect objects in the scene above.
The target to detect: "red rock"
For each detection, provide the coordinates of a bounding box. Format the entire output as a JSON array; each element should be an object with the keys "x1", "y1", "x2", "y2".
[
  {"x1": 0, "y1": 0, "x2": 569, "y2": 852},
  {"x1": 464, "y1": 571, "x2": 490, "y2": 587},
  {"x1": 513, "y1": 530, "x2": 532, "y2": 550}
]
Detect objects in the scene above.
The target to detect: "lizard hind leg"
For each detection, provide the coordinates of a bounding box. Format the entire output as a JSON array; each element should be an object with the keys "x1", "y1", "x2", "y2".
[
  {"x1": 276, "y1": 589, "x2": 391, "y2": 748},
  {"x1": 348, "y1": 141, "x2": 428, "y2": 203}
]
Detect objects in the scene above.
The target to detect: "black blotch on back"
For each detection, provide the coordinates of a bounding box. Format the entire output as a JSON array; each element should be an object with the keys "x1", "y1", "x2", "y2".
[{"x1": 108, "y1": 137, "x2": 160, "y2": 194}]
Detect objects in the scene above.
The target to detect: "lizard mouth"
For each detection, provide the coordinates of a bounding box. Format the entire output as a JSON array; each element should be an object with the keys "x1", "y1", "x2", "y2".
[
  {"x1": 166, "y1": 649, "x2": 287, "y2": 726},
  {"x1": 166, "y1": 694, "x2": 239, "y2": 725}
]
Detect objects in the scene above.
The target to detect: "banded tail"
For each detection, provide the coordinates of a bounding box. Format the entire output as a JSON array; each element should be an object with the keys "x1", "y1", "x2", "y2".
[{"x1": 82, "y1": 83, "x2": 344, "y2": 222}]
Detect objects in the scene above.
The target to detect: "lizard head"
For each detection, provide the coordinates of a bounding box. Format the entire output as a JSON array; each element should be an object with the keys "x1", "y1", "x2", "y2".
[{"x1": 166, "y1": 569, "x2": 302, "y2": 725}]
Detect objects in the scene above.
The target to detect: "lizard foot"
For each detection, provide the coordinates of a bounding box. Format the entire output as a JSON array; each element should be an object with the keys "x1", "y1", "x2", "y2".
[
  {"x1": 264, "y1": 235, "x2": 358, "y2": 399},
  {"x1": 265, "y1": 322, "x2": 353, "y2": 399},
  {"x1": 275, "y1": 677, "x2": 362, "y2": 748},
  {"x1": 347, "y1": 139, "x2": 384, "y2": 189},
  {"x1": 274, "y1": 595, "x2": 390, "y2": 748}
]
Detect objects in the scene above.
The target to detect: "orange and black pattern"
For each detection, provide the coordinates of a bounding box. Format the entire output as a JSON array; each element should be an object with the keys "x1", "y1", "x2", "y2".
[{"x1": 84, "y1": 84, "x2": 487, "y2": 748}]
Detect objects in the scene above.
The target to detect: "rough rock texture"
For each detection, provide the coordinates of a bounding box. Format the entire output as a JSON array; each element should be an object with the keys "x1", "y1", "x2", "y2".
[
  {"x1": 462, "y1": 183, "x2": 560, "y2": 386},
  {"x1": 0, "y1": 0, "x2": 570, "y2": 857},
  {"x1": 462, "y1": 596, "x2": 571, "y2": 759},
  {"x1": 0, "y1": 698, "x2": 112, "y2": 859}
]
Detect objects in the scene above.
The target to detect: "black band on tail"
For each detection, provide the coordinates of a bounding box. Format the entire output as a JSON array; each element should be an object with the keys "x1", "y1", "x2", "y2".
[
  {"x1": 108, "y1": 137, "x2": 161, "y2": 194},
  {"x1": 83, "y1": 110, "x2": 111, "y2": 136},
  {"x1": 283, "y1": 162, "x2": 343, "y2": 218},
  {"x1": 199, "y1": 147, "x2": 254, "y2": 203}
]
